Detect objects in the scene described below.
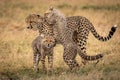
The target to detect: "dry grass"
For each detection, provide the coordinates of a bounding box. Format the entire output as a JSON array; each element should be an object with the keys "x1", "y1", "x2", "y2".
[{"x1": 0, "y1": 0, "x2": 120, "y2": 80}]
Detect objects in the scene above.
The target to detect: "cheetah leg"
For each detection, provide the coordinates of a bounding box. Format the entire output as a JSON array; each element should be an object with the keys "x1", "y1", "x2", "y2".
[
  {"x1": 78, "y1": 46, "x2": 88, "y2": 65},
  {"x1": 77, "y1": 31, "x2": 89, "y2": 65},
  {"x1": 33, "y1": 51, "x2": 40, "y2": 71},
  {"x1": 48, "y1": 53, "x2": 53, "y2": 72},
  {"x1": 63, "y1": 44, "x2": 79, "y2": 70},
  {"x1": 41, "y1": 55, "x2": 46, "y2": 71},
  {"x1": 77, "y1": 42, "x2": 88, "y2": 65}
]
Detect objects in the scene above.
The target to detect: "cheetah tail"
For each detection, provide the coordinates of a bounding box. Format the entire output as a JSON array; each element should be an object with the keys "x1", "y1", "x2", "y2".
[
  {"x1": 80, "y1": 53, "x2": 103, "y2": 60},
  {"x1": 90, "y1": 24, "x2": 117, "y2": 41}
]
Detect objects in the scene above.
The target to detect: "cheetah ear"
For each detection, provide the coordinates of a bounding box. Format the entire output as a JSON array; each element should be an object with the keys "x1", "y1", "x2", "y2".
[{"x1": 49, "y1": 6, "x2": 54, "y2": 11}]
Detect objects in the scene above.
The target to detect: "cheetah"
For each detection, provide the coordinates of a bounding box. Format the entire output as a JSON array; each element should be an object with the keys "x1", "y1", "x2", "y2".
[
  {"x1": 32, "y1": 34, "x2": 56, "y2": 72},
  {"x1": 44, "y1": 7, "x2": 117, "y2": 69},
  {"x1": 25, "y1": 11, "x2": 117, "y2": 70}
]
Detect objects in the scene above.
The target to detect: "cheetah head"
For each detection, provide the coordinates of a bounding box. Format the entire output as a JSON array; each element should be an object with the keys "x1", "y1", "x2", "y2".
[
  {"x1": 41, "y1": 34, "x2": 56, "y2": 49},
  {"x1": 25, "y1": 14, "x2": 44, "y2": 31}
]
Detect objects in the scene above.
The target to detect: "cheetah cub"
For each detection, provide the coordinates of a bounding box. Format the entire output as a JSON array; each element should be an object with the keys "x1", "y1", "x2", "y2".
[{"x1": 32, "y1": 34, "x2": 56, "y2": 72}]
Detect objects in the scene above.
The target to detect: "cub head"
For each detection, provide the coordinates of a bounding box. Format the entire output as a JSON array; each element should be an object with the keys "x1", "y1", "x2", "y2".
[
  {"x1": 44, "y1": 7, "x2": 57, "y2": 25},
  {"x1": 41, "y1": 34, "x2": 56, "y2": 49},
  {"x1": 44, "y1": 7, "x2": 66, "y2": 26}
]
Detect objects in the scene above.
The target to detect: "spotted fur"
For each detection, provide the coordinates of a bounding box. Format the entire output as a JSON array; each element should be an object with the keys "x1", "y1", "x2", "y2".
[{"x1": 44, "y1": 7, "x2": 117, "y2": 69}]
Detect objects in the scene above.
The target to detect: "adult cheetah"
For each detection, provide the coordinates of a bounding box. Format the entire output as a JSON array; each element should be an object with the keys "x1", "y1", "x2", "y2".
[{"x1": 44, "y1": 7, "x2": 117, "y2": 69}]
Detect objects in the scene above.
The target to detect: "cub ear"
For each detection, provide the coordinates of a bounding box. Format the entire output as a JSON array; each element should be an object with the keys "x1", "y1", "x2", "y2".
[{"x1": 49, "y1": 6, "x2": 54, "y2": 11}]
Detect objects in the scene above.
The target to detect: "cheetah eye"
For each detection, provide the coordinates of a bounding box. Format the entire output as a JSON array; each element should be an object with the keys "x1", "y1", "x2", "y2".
[
  {"x1": 49, "y1": 40, "x2": 52, "y2": 42},
  {"x1": 30, "y1": 21, "x2": 38, "y2": 26},
  {"x1": 30, "y1": 21, "x2": 37, "y2": 24},
  {"x1": 44, "y1": 39, "x2": 48, "y2": 42},
  {"x1": 50, "y1": 39, "x2": 55, "y2": 43}
]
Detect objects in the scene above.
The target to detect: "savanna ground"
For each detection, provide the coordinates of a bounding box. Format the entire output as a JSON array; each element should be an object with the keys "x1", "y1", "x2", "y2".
[{"x1": 0, "y1": 0, "x2": 120, "y2": 80}]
